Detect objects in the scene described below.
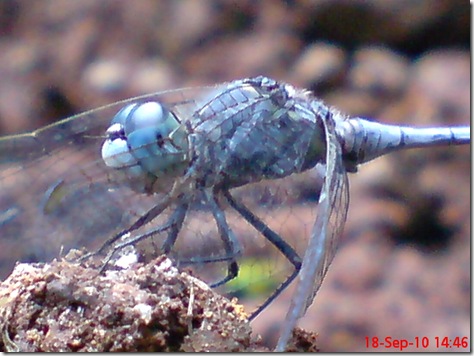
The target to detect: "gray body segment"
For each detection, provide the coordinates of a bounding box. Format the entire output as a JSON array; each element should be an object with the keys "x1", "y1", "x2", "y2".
[{"x1": 339, "y1": 118, "x2": 470, "y2": 171}]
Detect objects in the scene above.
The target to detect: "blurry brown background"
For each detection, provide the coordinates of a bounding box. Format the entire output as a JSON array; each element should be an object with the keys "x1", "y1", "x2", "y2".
[{"x1": 0, "y1": 0, "x2": 470, "y2": 352}]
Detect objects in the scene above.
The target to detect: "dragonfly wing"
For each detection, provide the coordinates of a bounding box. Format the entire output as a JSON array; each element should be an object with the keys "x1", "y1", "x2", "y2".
[
  {"x1": 0, "y1": 78, "x2": 316, "y2": 277},
  {"x1": 0, "y1": 86, "x2": 221, "y2": 273},
  {"x1": 0, "y1": 76, "x2": 331, "y2": 306},
  {"x1": 275, "y1": 112, "x2": 349, "y2": 351}
]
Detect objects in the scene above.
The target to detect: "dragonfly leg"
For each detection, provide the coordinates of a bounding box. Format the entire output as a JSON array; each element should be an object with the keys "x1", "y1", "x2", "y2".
[
  {"x1": 179, "y1": 190, "x2": 242, "y2": 288},
  {"x1": 161, "y1": 201, "x2": 188, "y2": 254},
  {"x1": 97, "y1": 201, "x2": 189, "y2": 272},
  {"x1": 99, "y1": 222, "x2": 174, "y2": 273},
  {"x1": 222, "y1": 190, "x2": 302, "y2": 320},
  {"x1": 75, "y1": 195, "x2": 173, "y2": 262},
  {"x1": 206, "y1": 189, "x2": 242, "y2": 288},
  {"x1": 180, "y1": 188, "x2": 242, "y2": 287}
]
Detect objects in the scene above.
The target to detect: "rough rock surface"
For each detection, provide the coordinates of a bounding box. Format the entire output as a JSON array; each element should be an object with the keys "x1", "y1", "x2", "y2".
[{"x1": 0, "y1": 254, "x2": 305, "y2": 352}]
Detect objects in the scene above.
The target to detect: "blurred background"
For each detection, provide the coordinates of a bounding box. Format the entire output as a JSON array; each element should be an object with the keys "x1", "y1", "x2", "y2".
[{"x1": 0, "y1": 0, "x2": 470, "y2": 351}]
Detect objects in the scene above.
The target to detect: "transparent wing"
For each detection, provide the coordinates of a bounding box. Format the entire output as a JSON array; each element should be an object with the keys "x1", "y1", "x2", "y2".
[
  {"x1": 0, "y1": 78, "x2": 324, "y2": 302},
  {"x1": 0, "y1": 85, "x2": 220, "y2": 273},
  {"x1": 275, "y1": 112, "x2": 349, "y2": 351}
]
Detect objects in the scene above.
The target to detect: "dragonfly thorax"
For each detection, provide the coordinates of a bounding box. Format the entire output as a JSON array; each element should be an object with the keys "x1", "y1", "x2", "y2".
[{"x1": 184, "y1": 77, "x2": 329, "y2": 190}]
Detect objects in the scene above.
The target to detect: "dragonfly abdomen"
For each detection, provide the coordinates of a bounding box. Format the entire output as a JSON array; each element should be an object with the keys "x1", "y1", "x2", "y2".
[{"x1": 337, "y1": 117, "x2": 471, "y2": 171}]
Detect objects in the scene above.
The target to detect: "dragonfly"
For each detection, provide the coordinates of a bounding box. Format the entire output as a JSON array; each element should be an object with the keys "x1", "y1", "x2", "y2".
[{"x1": 0, "y1": 76, "x2": 470, "y2": 351}]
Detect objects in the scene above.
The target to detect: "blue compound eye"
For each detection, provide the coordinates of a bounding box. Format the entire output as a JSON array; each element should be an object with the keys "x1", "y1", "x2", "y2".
[
  {"x1": 123, "y1": 102, "x2": 170, "y2": 135},
  {"x1": 102, "y1": 100, "x2": 190, "y2": 185},
  {"x1": 111, "y1": 103, "x2": 137, "y2": 126},
  {"x1": 111, "y1": 101, "x2": 171, "y2": 136},
  {"x1": 126, "y1": 121, "x2": 187, "y2": 176},
  {"x1": 155, "y1": 132, "x2": 164, "y2": 147}
]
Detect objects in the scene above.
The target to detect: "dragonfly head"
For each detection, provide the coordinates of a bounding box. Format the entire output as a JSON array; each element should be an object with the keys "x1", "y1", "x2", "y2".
[{"x1": 101, "y1": 101, "x2": 190, "y2": 194}]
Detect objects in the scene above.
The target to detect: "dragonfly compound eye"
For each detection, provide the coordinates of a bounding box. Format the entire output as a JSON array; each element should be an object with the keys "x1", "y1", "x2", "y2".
[
  {"x1": 101, "y1": 101, "x2": 190, "y2": 193},
  {"x1": 122, "y1": 102, "x2": 168, "y2": 134},
  {"x1": 101, "y1": 123, "x2": 137, "y2": 168}
]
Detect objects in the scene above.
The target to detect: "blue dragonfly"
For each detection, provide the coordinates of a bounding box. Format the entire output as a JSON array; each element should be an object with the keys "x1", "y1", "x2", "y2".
[{"x1": 0, "y1": 76, "x2": 469, "y2": 350}]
